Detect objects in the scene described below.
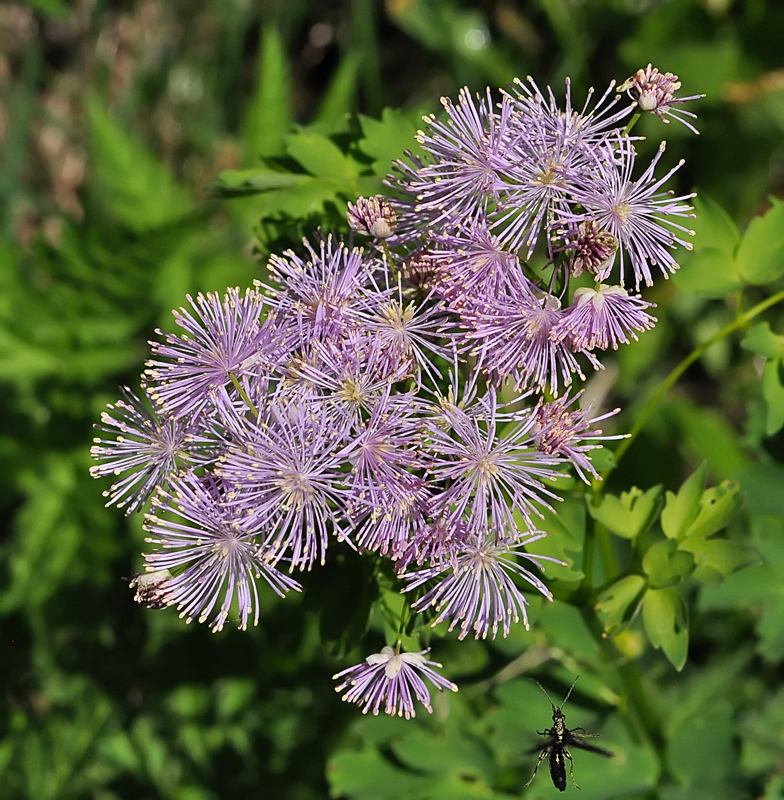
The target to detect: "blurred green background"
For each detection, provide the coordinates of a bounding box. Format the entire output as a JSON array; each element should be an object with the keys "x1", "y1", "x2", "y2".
[{"x1": 3, "y1": 0, "x2": 784, "y2": 798}]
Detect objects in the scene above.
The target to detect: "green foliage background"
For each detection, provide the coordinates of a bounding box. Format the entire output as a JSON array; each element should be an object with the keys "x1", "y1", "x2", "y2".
[{"x1": 2, "y1": 1, "x2": 784, "y2": 798}]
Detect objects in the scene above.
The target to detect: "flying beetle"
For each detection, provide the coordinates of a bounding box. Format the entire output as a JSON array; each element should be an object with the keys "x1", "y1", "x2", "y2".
[{"x1": 525, "y1": 677, "x2": 613, "y2": 792}]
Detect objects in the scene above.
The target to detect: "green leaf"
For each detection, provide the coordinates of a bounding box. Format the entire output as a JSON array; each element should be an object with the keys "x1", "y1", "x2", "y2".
[
  {"x1": 328, "y1": 747, "x2": 432, "y2": 800},
  {"x1": 689, "y1": 195, "x2": 740, "y2": 255},
  {"x1": 285, "y1": 130, "x2": 356, "y2": 189},
  {"x1": 735, "y1": 198, "x2": 784, "y2": 285},
  {"x1": 242, "y1": 26, "x2": 291, "y2": 160},
  {"x1": 668, "y1": 400, "x2": 749, "y2": 481},
  {"x1": 740, "y1": 322, "x2": 784, "y2": 359},
  {"x1": 642, "y1": 587, "x2": 689, "y2": 671},
  {"x1": 251, "y1": 177, "x2": 344, "y2": 218},
  {"x1": 682, "y1": 480, "x2": 745, "y2": 540},
  {"x1": 673, "y1": 248, "x2": 743, "y2": 298},
  {"x1": 87, "y1": 97, "x2": 192, "y2": 231},
  {"x1": 391, "y1": 729, "x2": 493, "y2": 780},
  {"x1": 311, "y1": 50, "x2": 360, "y2": 134},
  {"x1": 206, "y1": 170, "x2": 310, "y2": 197},
  {"x1": 595, "y1": 575, "x2": 646, "y2": 635},
  {"x1": 672, "y1": 196, "x2": 742, "y2": 297},
  {"x1": 679, "y1": 537, "x2": 759, "y2": 585},
  {"x1": 359, "y1": 108, "x2": 422, "y2": 177},
  {"x1": 661, "y1": 462, "x2": 707, "y2": 540},
  {"x1": 529, "y1": 498, "x2": 585, "y2": 584},
  {"x1": 643, "y1": 540, "x2": 695, "y2": 588},
  {"x1": 587, "y1": 485, "x2": 663, "y2": 540},
  {"x1": 762, "y1": 358, "x2": 784, "y2": 436}
]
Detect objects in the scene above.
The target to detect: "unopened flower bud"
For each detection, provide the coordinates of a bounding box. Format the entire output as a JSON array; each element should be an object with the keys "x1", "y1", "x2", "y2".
[
  {"x1": 347, "y1": 196, "x2": 397, "y2": 238},
  {"x1": 618, "y1": 64, "x2": 704, "y2": 133},
  {"x1": 401, "y1": 250, "x2": 442, "y2": 291},
  {"x1": 129, "y1": 569, "x2": 172, "y2": 609},
  {"x1": 569, "y1": 221, "x2": 618, "y2": 278}
]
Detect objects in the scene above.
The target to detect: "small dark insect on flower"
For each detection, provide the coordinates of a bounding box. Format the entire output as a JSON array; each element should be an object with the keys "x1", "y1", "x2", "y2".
[{"x1": 525, "y1": 677, "x2": 612, "y2": 792}]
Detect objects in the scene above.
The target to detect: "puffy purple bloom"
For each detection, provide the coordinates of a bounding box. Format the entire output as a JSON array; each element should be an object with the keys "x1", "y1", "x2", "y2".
[
  {"x1": 533, "y1": 394, "x2": 624, "y2": 482},
  {"x1": 394, "y1": 515, "x2": 471, "y2": 572},
  {"x1": 401, "y1": 529, "x2": 558, "y2": 639},
  {"x1": 431, "y1": 218, "x2": 519, "y2": 306},
  {"x1": 492, "y1": 78, "x2": 632, "y2": 256},
  {"x1": 552, "y1": 284, "x2": 657, "y2": 351},
  {"x1": 143, "y1": 472, "x2": 301, "y2": 632},
  {"x1": 353, "y1": 478, "x2": 429, "y2": 558},
  {"x1": 145, "y1": 287, "x2": 271, "y2": 419},
  {"x1": 462, "y1": 269, "x2": 598, "y2": 394},
  {"x1": 347, "y1": 196, "x2": 398, "y2": 238},
  {"x1": 90, "y1": 384, "x2": 207, "y2": 513},
  {"x1": 506, "y1": 76, "x2": 633, "y2": 151},
  {"x1": 266, "y1": 236, "x2": 369, "y2": 345},
  {"x1": 354, "y1": 287, "x2": 449, "y2": 384},
  {"x1": 619, "y1": 64, "x2": 704, "y2": 134},
  {"x1": 216, "y1": 401, "x2": 352, "y2": 571},
  {"x1": 563, "y1": 137, "x2": 695, "y2": 288},
  {"x1": 407, "y1": 88, "x2": 515, "y2": 228},
  {"x1": 333, "y1": 646, "x2": 458, "y2": 718},
  {"x1": 346, "y1": 390, "x2": 423, "y2": 511},
  {"x1": 424, "y1": 391, "x2": 563, "y2": 533}
]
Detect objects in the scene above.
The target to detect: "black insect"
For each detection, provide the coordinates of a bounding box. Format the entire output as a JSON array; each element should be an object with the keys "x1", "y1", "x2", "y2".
[{"x1": 525, "y1": 676, "x2": 612, "y2": 792}]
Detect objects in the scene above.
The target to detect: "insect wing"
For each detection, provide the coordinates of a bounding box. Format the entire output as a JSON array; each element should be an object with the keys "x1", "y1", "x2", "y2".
[
  {"x1": 563, "y1": 731, "x2": 613, "y2": 757},
  {"x1": 525, "y1": 738, "x2": 556, "y2": 755}
]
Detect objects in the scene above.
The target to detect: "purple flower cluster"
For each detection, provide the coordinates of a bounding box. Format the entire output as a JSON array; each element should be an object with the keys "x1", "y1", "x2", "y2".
[{"x1": 93, "y1": 65, "x2": 700, "y2": 719}]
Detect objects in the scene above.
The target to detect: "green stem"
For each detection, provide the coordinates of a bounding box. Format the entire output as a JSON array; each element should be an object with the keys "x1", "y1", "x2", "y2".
[
  {"x1": 605, "y1": 288, "x2": 784, "y2": 478},
  {"x1": 381, "y1": 239, "x2": 397, "y2": 281},
  {"x1": 623, "y1": 111, "x2": 642, "y2": 137},
  {"x1": 229, "y1": 373, "x2": 258, "y2": 417}
]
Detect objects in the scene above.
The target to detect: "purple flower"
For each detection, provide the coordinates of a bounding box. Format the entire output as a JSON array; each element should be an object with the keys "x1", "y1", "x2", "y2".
[
  {"x1": 352, "y1": 478, "x2": 429, "y2": 558},
  {"x1": 143, "y1": 472, "x2": 301, "y2": 632},
  {"x1": 90, "y1": 384, "x2": 208, "y2": 513},
  {"x1": 347, "y1": 196, "x2": 397, "y2": 238},
  {"x1": 563, "y1": 137, "x2": 695, "y2": 288},
  {"x1": 333, "y1": 646, "x2": 457, "y2": 718},
  {"x1": 492, "y1": 78, "x2": 632, "y2": 256},
  {"x1": 345, "y1": 390, "x2": 424, "y2": 511},
  {"x1": 551, "y1": 284, "x2": 657, "y2": 351},
  {"x1": 506, "y1": 76, "x2": 633, "y2": 151},
  {"x1": 401, "y1": 529, "x2": 559, "y2": 639},
  {"x1": 394, "y1": 515, "x2": 471, "y2": 572},
  {"x1": 533, "y1": 393, "x2": 624, "y2": 482},
  {"x1": 619, "y1": 64, "x2": 704, "y2": 134},
  {"x1": 266, "y1": 236, "x2": 369, "y2": 345},
  {"x1": 353, "y1": 286, "x2": 449, "y2": 385},
  {"x1": 145, "y1": 287, "x2": 271, "y2": 419},
  {"x1": 406, "y1": 88, "x2": 515, "y2": 229},
  {"x1": 216, "y1": 401, "x2": 352, "y2": 571},
  {"x1": 461, "y1": 268, "x2": 599, "y2": 394},
  {"x1": 424, "y1": 391, "x2": 563, "y2": 533},
  {"x1": 431, "y1": 218, "x2": 519, "y2": 306}
]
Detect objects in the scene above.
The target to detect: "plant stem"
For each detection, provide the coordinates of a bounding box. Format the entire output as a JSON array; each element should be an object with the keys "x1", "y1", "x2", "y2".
[
  {"x1": 623, "y1": 111, "x2": 641, "y2": 137},
  {"x1": 229, "y1": 373, "x2": 258, "y2": 417},
  {"x1": 605, "y1": 287, "x2": 784, "y2": 478}
]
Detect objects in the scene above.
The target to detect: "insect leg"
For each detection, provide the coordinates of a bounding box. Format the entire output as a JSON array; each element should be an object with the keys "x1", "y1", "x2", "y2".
[
  {"x1": 524, "y1": 749, "x2": 549, "y2": 788},
  {"x1": 564, "y1": 748, "x2": 580, "y2": 790}
]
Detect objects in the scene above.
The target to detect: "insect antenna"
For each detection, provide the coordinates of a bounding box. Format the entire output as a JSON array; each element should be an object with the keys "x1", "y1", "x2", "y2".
[
  {"x1": 529, "y1": 678, "x2": 557, "y2": 713},
  {"x1": 529, "y1": 675, "x2": 581, "y2": 711},
  {"x1": 561, "y1": 675, "x2": 580, "y2": 710}
]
